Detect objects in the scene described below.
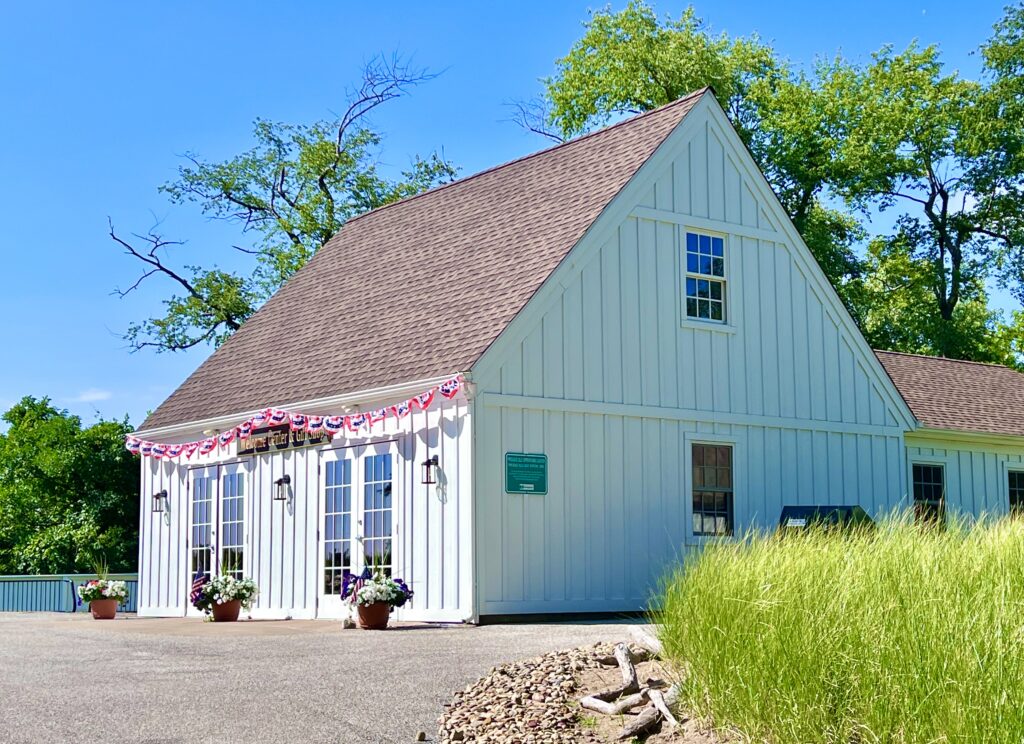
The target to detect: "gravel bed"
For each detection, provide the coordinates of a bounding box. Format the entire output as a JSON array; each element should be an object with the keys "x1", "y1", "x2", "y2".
[{"x1": 437, "y1": 643, "x2": 622, "y2": 744}]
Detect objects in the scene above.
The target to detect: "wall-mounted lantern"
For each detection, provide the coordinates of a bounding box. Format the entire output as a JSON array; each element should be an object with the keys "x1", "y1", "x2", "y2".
[
  {"x1": 152, "y1": 489, "x2": 168, "y2": 513},
  {"x1": 421, "y1": 455, "x2": 439, "y2": 485},
  {"x1": 274, "y1": 474, "x2": 291, "y2": 501}
]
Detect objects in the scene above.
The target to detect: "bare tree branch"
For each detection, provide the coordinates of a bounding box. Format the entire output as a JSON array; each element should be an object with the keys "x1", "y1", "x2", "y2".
[
  {"x1": 506, "y1": 98, "x2": 565, "y2": 144},
  {"x1": 108, "y1": 218, "x2": 196, "y2": 300}
]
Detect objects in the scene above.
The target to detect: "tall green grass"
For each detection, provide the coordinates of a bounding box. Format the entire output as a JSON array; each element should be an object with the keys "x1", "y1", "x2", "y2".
[{"x1": 658, "y1": 518, "x2": 1024, "y2": 743}]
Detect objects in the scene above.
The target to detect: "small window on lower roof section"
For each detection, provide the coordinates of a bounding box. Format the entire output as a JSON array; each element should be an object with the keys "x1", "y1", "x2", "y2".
[
  {"x1": 692, "y1": 444, "x2": 733, "y2": 536},
  {"x1": 912, "y1": 463, "x2": 945, "y2": 525},
  {"x1": 1009, "y1": 471, "x2": 1024, "y2": 516}
]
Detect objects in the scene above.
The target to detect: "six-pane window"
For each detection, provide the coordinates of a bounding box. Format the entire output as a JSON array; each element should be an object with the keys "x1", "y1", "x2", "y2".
[
  {"x1": 912, "y1": 464, "x2": 945, "y2": 525},
  {"x1": 1010, "y1": 471, "x2": 1024, "y2": 516},
  {"x1": 692, "y1": 444, "x2": 733, "y2": 536},
  {"x1": 685, "y1": 232, "x2": 726, "y2": 322}
]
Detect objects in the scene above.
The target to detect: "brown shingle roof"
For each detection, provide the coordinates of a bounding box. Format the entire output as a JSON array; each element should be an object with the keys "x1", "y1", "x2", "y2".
[
  {"x1": 875, "y1": 350, "x2": 1024, "y2": 438},
  {"x1": 139, "y1": 90, "x2": 707, "y2": 431}
]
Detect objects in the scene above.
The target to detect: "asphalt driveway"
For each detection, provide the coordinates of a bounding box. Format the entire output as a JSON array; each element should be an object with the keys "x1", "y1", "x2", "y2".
[{"x1": 0, "y1": 613, "x2": 634, "y2": 743}]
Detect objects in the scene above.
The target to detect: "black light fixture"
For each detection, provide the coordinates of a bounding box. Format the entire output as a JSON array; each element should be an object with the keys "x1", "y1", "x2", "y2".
[
  {"x1": 421, "y1": 455, "x2": 439, "y2": 485},
  {"x1": 273, "y1": 474, "x2": 291, "y2": 501},
  {"x1": 152, "y1": 489, "x2": 168, "y2": 513}
]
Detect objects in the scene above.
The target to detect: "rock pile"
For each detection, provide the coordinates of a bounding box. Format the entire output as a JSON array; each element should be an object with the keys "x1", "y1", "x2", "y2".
[{"x1": 437, "y1": 643, "x2": 621, "y2": 744}]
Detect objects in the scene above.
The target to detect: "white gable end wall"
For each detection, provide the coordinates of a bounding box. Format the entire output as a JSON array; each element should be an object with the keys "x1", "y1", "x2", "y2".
[{"x1": 470, "y1": 97, "x2": 914, "y2": 617}]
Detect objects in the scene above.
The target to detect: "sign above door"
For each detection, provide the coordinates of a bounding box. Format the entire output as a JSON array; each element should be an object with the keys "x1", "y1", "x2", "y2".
[{"x1": 237, "y1": 425, "x2": 332, "y2": 456}]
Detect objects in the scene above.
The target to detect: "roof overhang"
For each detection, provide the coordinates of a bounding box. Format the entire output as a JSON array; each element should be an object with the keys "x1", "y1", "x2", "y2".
[
  {"x1": 906, "y1": 426, "x2": 1024, "y2": 450},
  {"x1": 133, "y1": 372, "x2": 467, "y2": 441}
]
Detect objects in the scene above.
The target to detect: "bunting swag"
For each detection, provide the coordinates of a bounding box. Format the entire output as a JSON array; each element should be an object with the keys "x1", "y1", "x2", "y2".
[{"x1": 126, "y1": 375, "x2": 464, "y2": 460}]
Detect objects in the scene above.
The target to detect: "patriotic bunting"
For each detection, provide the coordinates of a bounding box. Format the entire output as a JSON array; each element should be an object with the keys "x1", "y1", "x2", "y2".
[
  {"x1": 324, "y1": 415, "x2": 345, "y2": 435},
  {"x1": 439, "y1": 377, "x2": 461, "y2": 399},
  {"x1": 127, "y1": 375, "x2": 465, "y2": 459},
  {"x1": 412, "y1": 390, "x2": 435, "y2": 411}
]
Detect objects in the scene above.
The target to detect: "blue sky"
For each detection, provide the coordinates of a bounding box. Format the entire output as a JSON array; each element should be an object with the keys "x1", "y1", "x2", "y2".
[{"x1": 0, "y1": 1, "x2": 1011, "y2": 427}]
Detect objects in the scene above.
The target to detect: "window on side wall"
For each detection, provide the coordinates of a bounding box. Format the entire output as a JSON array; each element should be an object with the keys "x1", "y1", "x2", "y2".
[
  {"x1": 1009, "y1": 470, "x2": 1024, "y2": 516},
  {"x1": 912, "y1": 463, "x2": 945, "y2": 525},
  {"x1": 692, "y1": 443, "x2": 733, "y2": 536},
  {"x1": 684, "y1": 231, "x2": 726, "y2": 323}
]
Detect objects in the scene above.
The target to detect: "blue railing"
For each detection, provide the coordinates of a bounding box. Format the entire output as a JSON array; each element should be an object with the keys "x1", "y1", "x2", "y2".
[{"x1": 0, "y1": 573, "x2": 139, "y2": 613}]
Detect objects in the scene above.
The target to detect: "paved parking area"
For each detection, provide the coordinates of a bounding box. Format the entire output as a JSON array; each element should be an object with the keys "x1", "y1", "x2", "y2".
[{"x1": 0, "y1": 613, "x2": 633, "y2": 743}]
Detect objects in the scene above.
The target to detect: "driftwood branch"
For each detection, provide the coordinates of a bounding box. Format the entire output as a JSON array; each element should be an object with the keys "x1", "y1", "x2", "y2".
[
  {"x1": 617, "y1": 685, "x2": 680, "y2": 740},
  {"x1": 581, "y1": 638, "x2": 681, "y2": 740},
  {"x1": 629, "y1": 625, "x2": 664, "y2": 657},
  {"x1": 579, "y1": 690, "x2": 647, "y2": 716},
  {"x1": 614, "y1": 642, "x2": 640, "y2": 694},
  {"x1": 648, "y1": 686, "x2": 680, "y2": 728}
]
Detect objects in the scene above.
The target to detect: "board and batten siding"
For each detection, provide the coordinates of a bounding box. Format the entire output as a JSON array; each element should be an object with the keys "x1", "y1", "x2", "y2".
[
  {"x1": 137, "y1": 396, "x2": 472, "y2": 621},
  {"x1": 906, "y1": 434, "x2": 1024, "y2": 519},
  {"x1": 470, "y1": 100, "x2": 912, "y2": 616}
]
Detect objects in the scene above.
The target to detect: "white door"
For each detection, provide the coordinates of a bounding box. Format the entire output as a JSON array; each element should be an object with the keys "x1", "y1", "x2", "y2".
[
  {"x1": 318, "y1": 441, "x2": 397, "y2": 618},
  {"x1": 186, "y1": 463, "x2": 249, "y2": 616}
]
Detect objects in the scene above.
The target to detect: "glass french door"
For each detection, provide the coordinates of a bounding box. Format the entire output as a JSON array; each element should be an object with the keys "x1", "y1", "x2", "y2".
[
  {"x1": 318, "y1": 442, "x2": 396, "y2": 617},
  {"x1": 187, "y1": 463, "x2": 249, "y2": 615}
]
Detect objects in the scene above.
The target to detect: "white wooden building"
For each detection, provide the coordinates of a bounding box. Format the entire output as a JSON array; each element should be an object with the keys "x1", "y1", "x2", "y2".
[{"x1": 132, "y1": 89, "x2": 1024, "y2": 622}]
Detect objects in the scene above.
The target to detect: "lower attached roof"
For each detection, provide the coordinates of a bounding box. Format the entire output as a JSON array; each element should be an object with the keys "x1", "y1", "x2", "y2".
[
  {"x1": 140, "y1": 90, "x2": 707, "y2": 432},
  {"x1": 875, "y1": 350, "x2": 1024, "y2": 439}
]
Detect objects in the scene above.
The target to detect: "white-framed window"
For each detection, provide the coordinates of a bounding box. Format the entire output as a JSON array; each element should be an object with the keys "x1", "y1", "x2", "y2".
[
  {"x1": 691, "y1": 442, "x2": 734, "y2": 536},
  {"x1": 912, "y1": 463, "x2": 945, "y2": 525},
  {"x1": 1009, "y1": 470, "x2": 1024, "y2": 517},
  {"x1": 684, "y1": 231, "x2": 726, "y2": 322}
]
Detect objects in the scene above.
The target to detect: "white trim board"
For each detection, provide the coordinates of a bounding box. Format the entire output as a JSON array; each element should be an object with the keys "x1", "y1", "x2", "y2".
[{"x1": 481, "y1": 392, "x2": 906, "y2": 438}]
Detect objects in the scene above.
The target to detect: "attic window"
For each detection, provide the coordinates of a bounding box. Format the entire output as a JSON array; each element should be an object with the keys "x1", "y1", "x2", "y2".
[{"x1": 684, "y1": 232, "x2": 726, "y2": 322}]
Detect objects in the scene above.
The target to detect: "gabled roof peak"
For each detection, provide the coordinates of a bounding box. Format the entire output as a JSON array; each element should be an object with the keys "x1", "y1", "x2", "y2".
[{"x1": 140, "y1": 90, "x2": 708, "y2": 431}]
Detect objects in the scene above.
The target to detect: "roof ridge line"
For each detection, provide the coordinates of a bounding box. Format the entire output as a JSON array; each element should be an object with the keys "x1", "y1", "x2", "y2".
[
  {"x1": 874, "y1": 348, "x2": 1015, "y2": 371},
  {"x1": 341, "y1": 88, "x2": 710, "y2": 228}
]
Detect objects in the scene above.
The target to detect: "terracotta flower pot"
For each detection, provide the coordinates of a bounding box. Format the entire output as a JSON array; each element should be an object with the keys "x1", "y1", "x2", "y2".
[
  {"x1": 211, "y1": 599, "x2": 241, "y2": 622},
  {"x1": 356, "y1": 601, "x2": 391, "y2": 629},
  {"x1": 89, "y1": 599, "x2": 118, "y2": 620}
]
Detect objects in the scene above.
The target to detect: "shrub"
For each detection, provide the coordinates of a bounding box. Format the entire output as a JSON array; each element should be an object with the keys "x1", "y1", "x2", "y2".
[{"x1": 658, "y1": 517, "x2": 1024, "y2": 742}]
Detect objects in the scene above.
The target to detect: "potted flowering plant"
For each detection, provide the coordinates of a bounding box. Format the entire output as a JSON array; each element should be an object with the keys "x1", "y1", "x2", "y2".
[
  {"x1": 191, "y1": 575, "x2": 259, "y2": 622},
  {"x1": 77, "y1": 578, "x2": 129, "y2": 619},
  {"x1": 77, "y1": 561, "x2": 128, "y2": 620},
  {"x1": 341, "y1": 568, "x2": 413, "y2": 629}
]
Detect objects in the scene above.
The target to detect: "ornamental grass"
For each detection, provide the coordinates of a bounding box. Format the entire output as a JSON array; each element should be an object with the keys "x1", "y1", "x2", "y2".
[{"x1": 658, "y1": 517, "x2": 1024, "y2": 743}]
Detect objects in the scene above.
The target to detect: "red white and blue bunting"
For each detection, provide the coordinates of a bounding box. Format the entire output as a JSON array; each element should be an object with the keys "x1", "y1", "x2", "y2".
[{"x1": 125, "y1": 375, "x2": 463, "y2": 460}]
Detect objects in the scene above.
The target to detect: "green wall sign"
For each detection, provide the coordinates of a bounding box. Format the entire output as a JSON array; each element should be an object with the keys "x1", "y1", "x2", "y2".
[{"x1": 504, "y1": 452, "x2": 548, "y2": 495}]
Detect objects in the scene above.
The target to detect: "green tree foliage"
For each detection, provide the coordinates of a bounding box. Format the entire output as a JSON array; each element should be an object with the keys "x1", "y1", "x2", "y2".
[
  {"x1": 852, "y1": 234, "x2": 1016, "y2": 364},
  {"x1": 831, "y1": 43, "x2": 1024, "y2": 357},
  {"x1": 538, "y1": 2, "x2": 864, "y2": 311},
  {"x1": 538, "y1": 2, "x2": 1024, "y2": 363},
  {"x1": 112, "y1": 56, "x2": 458, "y2": 352},
  {"x1": 0, "y1": 398, "x2": 138, "y2": 574}
]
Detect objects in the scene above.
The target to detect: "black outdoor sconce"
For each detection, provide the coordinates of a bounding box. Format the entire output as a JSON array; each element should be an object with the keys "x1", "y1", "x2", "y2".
[
  {"x1": 421, "y1": 455, "x2": 439, "y2": 485},
  {"x1": 151, "y1": 489, "x2": 168, "y2": 513},
  {"x1": 273, "y1": 474, "x2": 292, "y2": 501}
]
